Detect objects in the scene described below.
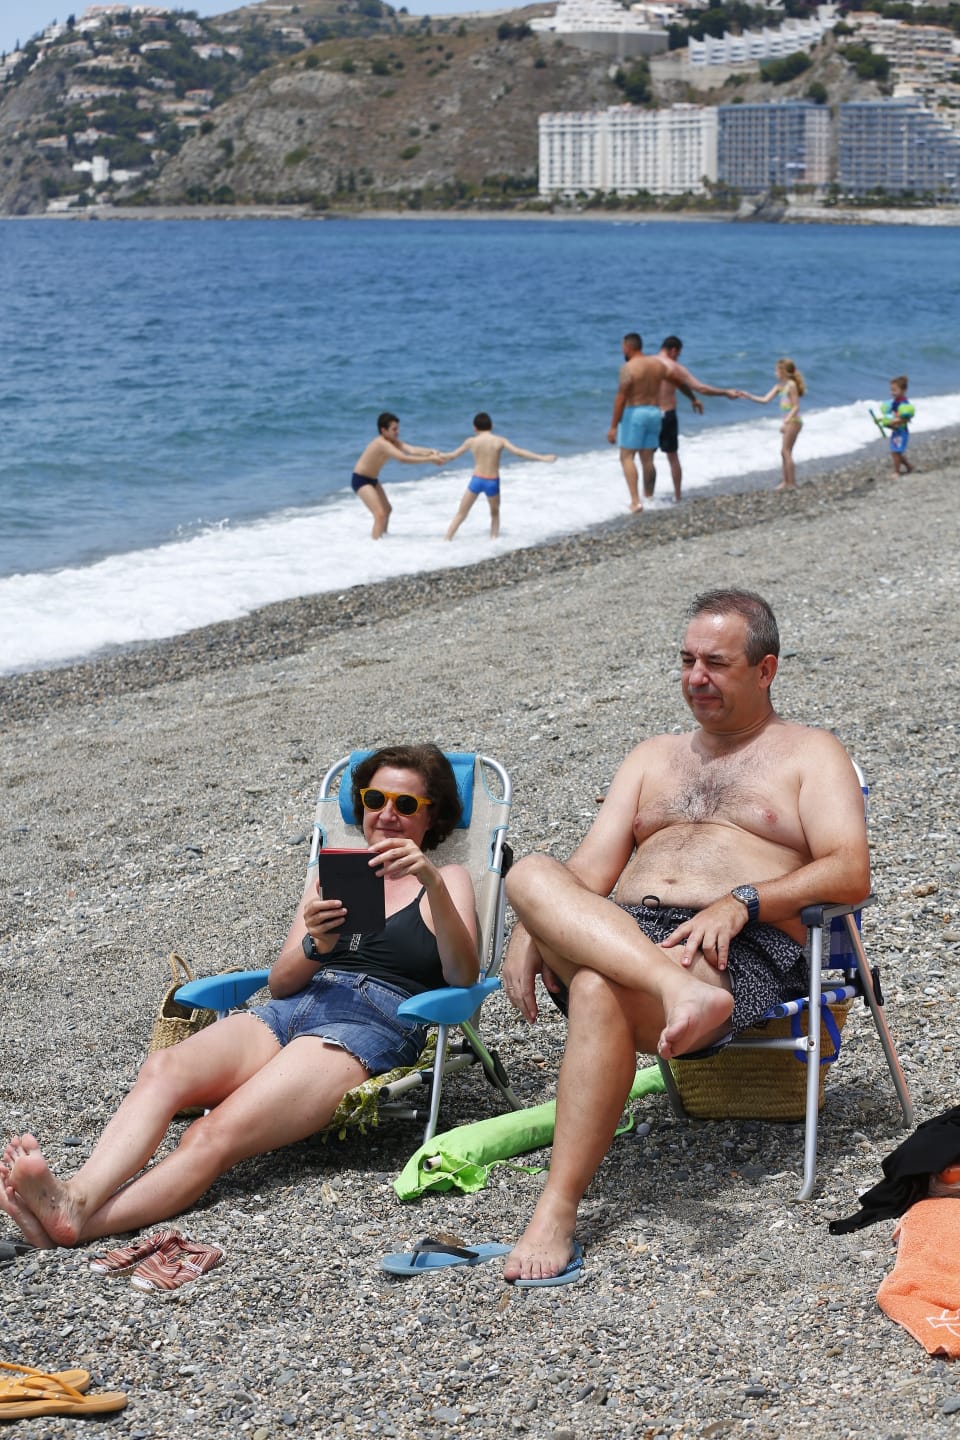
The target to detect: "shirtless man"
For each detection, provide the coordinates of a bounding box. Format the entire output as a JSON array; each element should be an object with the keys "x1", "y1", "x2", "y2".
[
  {"x1": 500, "y1": 588, "x2": 869, "y2": 1284},
  {"x1": 440, "y1": 412, "x2": 557, "y2": 540},
  {"x1": 656, "y1": 336, "x2": 741, "y2": 503},
  {"x1": 607, "y1": 333, "x2": 668, "y2": 513},
  {"x1": 350, "y1": 412, "x2": 442, "y2": 539}
]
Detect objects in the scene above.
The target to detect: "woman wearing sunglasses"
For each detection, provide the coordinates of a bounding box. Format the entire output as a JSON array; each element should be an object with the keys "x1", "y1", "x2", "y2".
[{"x1": 0, "y1": 746, "x2": 478, "y2": 1251}]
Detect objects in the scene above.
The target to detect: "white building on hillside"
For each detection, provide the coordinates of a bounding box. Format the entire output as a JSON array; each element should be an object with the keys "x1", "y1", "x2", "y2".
[
  {"x1": 688, "y1": 12, "x2": 832, "y2": 68},
  {"x1": 532, "y1": 0, "x2": 664, "y2": 34},
  {"x1": 539, "y1": 103, "x2": 717, "y2": 196},
  {"x1": 531, "y1": 0, "x2": 669, "y2": 55}
]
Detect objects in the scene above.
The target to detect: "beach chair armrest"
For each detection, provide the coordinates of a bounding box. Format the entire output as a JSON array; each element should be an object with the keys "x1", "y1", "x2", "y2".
[
  {"x1": 176, "y1": 968, "x2": 271, "y2": 1012},
  {"x1": 800, "y1": 894, "x2": 875, "y2": 928},
  {"x1": 397, "y1": 976, "x2": 502, "y2": 1025}
]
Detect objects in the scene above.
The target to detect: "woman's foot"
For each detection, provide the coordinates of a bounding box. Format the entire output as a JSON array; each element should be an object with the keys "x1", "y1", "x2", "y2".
[
  {"x1": 0, "y1": 1161, "x2": 56, "y2": 1249},
  {"x1": 5, "y1": 1134, "x2": 85, "y2": 1248}
]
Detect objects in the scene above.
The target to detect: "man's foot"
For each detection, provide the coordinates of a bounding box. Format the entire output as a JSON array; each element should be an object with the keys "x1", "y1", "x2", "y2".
[
  {"x1": 504, "y1": 1199, "x2": 578, "y2": 1283},
  {"x1": 773, "y1": 482, "x2": 796, "y2": 492},
  {"x1": 657, "y1": 984, "x2": 734, "y2": 1060},
  {"x1": 628, "y1": 502, "x2": 644, "y2": 514},
  {"x1": 0, "y1": 1162, "x2": 56, "y2": 1249},
  {"x1": 6, "y1": 1134, "x2": 84, "y2": 1248}
]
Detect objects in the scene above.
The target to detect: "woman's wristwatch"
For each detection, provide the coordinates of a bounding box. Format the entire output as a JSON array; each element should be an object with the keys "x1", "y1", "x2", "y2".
[{"x1": 302, "y1": 933, "x2": 323, "y2": 962}]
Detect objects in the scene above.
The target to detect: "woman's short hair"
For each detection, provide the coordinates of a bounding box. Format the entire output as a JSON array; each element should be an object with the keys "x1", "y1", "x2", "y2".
[{"x1": 351, "y1": 744, "x2": 462, "y2": 851}]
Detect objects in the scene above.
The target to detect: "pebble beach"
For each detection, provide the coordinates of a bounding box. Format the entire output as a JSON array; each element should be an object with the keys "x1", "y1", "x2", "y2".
[{"x1": 2, "y1": 437, "x2": 959, "y2": 1440}]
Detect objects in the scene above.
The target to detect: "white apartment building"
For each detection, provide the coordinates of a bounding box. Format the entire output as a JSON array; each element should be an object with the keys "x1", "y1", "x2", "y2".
[
  {"x1": 539, "y1": 104, "x2": 717, "y2": 196},
  {"x1": 848, "y1": 14, "x2": 958, "y2": 96},
  {"x1": 688, "y1": 12, "x2": 832, "y2": 68},
  {"x1": 532, "y1": 0, "x2": 665, "y2": 35}
]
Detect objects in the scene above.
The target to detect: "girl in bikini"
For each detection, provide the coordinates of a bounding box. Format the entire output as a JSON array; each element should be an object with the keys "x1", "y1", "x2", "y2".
[{"x1": 742, "y1": 358, "x2": 805, "y2": 492}]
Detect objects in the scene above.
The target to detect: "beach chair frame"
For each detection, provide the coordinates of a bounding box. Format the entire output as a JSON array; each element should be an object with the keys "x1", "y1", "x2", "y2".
[
  {"x1": 657, "y1": 762, "x2": 914, "y2": 1200},
  {"x1": 176, "y1": 751, "x2": 521, "y2": 1143}
]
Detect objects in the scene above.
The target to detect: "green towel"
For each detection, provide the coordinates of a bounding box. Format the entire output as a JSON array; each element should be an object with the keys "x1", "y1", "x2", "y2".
[{"x1": 394, "y1": 1064, "x2": 665, "y2": 1200}]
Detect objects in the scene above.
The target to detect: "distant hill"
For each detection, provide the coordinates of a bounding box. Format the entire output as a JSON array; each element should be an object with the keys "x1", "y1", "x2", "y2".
[
  {"x1": 146, "y1": 19, "x2": 627, "y2": 209},
  {"x1": 0, "y1": 1, "x2": 895, "y2": 215}
]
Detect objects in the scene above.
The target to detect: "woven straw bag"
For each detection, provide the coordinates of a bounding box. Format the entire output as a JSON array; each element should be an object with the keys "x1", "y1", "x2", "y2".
[
  {"x1": 669, "y1": 998, "x2": 854, "y2": 1121},
  {"x1": 147, "y1": 952, "x2": 216, "y2": 1055}
]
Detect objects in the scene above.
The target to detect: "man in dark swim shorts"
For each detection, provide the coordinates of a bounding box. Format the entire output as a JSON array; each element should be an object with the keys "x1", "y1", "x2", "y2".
[
  {"x1": 500, "y1": 588, "x2": 870, "y2": 1283},
  {"x1": 654, "y1": 336, "x2": 742, "y2": 503}
]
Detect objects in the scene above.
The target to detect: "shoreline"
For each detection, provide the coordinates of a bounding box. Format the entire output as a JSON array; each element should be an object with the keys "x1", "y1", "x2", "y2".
[
  {"x1": 13, "y1": 202, "x2": 960, "y2": 226},
  {"x1": 5, "y1": 426, "x2": 957, "y2": 723}
]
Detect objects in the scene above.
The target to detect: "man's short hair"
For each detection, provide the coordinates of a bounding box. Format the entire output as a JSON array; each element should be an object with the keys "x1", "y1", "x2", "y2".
[
  {"x1": 661, "y1": 335, "x2": 682, "y2": 353},
  {"x1": 473, "y1": 412, "x2": 493, "y2": 431},
  {"x1": 623, "y1": 332, "x2": 642, "y2": 352},
  {"x1": 377, "y1": 412, "x2": 399, "y2": 433},
  {"x1": 688, "y1": 589, "x2": 780, "y2": 665}
]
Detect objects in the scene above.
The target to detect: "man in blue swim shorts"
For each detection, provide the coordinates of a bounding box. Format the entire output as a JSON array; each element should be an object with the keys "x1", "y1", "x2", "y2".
[
  {"x1": 607, "y1": 333, "x2": 668, "y2": 513},
  {"x1": 440, "y1": 413, "x2": 557, "y2": 540},
  {"x1": 350, "y1": 412, "x2": 443, "y2": 539}
]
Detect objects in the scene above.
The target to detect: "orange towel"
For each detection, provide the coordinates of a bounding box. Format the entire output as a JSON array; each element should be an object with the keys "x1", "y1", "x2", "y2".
[{"x1": 878, "y1": 1197, "x2": 960, "y2": 1355}]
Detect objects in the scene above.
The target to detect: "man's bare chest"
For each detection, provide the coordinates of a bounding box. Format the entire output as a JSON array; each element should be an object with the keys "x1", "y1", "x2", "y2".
[{"x1": 634, "y1": 750, "x2": 800, "y2": 847}]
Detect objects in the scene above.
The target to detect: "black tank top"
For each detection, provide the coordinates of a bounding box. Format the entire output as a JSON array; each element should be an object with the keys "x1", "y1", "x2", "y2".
[{"x1": 324, "y1": 887, "x2": 445, "y2": 997}]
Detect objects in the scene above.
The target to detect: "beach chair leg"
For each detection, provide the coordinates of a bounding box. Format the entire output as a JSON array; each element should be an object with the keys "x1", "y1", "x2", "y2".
[
  {"x1": 795, "y1": 923, "x2": 826, "y2": 1202},
  {"x1": 459, "y1": 1021, "x2": 523, "y2": 1114},
  {"x1": 421, "y1": 1026, "x2": 450, "y2": 1143},
  {"x1": 657, "y1": 1057, "x2": 688, "y2": 1118},
  {"x1": 844, "y1": 914, "x2": 914, "y2": 1128}
]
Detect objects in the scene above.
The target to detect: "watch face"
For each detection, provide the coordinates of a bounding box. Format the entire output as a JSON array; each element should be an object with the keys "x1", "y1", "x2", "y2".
[{"x1": 733, "y1": 886, "x2": 759, "y2": 916}]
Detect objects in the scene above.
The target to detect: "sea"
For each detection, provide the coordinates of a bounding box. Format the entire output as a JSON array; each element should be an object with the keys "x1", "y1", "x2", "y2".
[{"x1": 1, "y1": 217, "x2": 958, "y2": 677}]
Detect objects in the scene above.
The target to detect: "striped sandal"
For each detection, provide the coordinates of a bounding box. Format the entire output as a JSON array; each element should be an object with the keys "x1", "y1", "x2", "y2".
[
  {"x1": 130, "y1": 1235, "x2": 225, "y2": 1293},
  {"x1": 89, "y1": 1227, "x2": 183, "y2": 1275}
]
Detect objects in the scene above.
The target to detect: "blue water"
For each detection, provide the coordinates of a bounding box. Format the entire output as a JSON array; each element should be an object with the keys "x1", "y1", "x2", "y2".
[{"x1": 1, "y1": 217, "x2": 958, "y2": 673}]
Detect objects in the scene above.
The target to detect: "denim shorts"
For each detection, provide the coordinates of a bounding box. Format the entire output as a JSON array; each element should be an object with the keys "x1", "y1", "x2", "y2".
[{"x1": 250, "y1": 970, "x2": 428, "y2": 1077}]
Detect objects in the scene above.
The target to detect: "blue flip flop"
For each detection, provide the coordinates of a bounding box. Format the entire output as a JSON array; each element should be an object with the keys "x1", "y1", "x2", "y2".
[
  {"x1": 510, "y1": 1240, "x2": 585, "y2": 1288},
  {"x1": 380, "y1": 1237, "x2": 512, "y2": 1276}
]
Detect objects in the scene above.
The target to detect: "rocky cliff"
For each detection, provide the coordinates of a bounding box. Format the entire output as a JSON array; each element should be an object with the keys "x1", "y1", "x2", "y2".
[{"x1": 145, "y1": 25, "x2": 623, "y2": 208}]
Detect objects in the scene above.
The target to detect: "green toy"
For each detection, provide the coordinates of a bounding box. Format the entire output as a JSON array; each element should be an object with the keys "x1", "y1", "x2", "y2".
[{"x1": 394, "y1": 1064, "x2": 666, "y2": 1200}]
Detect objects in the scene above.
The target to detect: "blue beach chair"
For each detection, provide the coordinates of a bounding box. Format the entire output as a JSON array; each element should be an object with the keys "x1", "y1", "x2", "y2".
[
  {"x1": 176, "y1": 750, "x2": 522, "y2": 1143},
  {"x1": 658, "y1": 762, "x2": 914, "y2": 1200}
]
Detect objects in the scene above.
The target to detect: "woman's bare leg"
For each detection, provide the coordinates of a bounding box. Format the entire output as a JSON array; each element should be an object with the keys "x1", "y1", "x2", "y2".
[
  {"x1": 1, "y1": 1014, "x2": 282, "y2": 1246},
  {"x1": 64, "y1": 1036, "x2": 369, "y2": 1241}
]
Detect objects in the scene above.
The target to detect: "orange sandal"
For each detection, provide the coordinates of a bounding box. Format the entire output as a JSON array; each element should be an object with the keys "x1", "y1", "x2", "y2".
[{"x1": 0, "y1": 1362, "x2": 127, "y2": 1420}]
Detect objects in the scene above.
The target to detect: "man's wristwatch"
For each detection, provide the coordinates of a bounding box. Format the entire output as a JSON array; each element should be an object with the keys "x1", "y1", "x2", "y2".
[
  {"x1": 730, "y1": 885, "x2": 760, "y2": 923},
  {"x1": 302, "y1": 933, "x2": 323, "y2": 962}
]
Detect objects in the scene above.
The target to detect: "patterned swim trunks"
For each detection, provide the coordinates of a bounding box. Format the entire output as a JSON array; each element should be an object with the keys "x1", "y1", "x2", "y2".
[{"x1": 618, "y1": 901, "x2": 809, "y2": 1040}]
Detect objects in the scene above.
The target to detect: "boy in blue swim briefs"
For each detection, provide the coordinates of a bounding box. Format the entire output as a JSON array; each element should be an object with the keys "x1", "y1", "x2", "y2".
[
  {"x1": 884, "y1": 376, "x2": 915, "y2": 478},
  {"x1": 351, "y1": 413, "x2": 443, "y2": 539},
  {"x1": 440, "y1": 413, "x2": 556, "y2": 540}
]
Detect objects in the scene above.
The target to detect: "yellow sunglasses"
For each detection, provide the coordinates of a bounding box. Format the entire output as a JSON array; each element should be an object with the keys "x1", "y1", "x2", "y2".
[{"x1": 359, "y1": 787, "x2": 432, "y2": 817}]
